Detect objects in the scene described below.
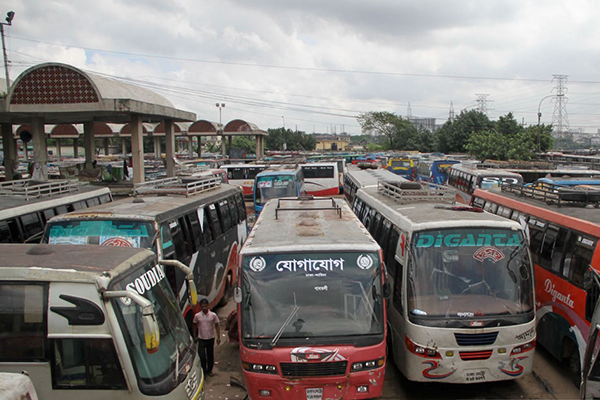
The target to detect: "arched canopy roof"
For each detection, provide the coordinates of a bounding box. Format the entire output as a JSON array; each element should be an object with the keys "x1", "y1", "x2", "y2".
[
  {"x1": 224, "y1": 119, "x2": 267, "y2": 137},
  {"x1": 188, "y1": 120, "x2": 220, "y2": 136},
  {"x1": 0, "y1": 63, "x2": 195, "y2": 124}
]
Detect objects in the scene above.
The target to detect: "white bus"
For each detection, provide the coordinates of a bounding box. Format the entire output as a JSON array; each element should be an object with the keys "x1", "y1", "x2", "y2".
[
  {"x1": 221, "y1": 164, "x2": 266, "y2": 197},
  {"x1": 41, "y1": 177, "x2": 247, "y2": 329},
  {"x1": 343, "y1": 167, "x2": 409, "y2": 206},
  {"x1": 0, "y1": 180, "x2": 112, "y2": 243},
  {"x1": 0, "y1": 243, "x2": 204, "y2": 400},
  {"x1": 352, "y1": 180, "x2": 536, "y2": 383},
  {"x1": 300, "y1": 162, "x2": 340, "y2": 196},
  {"x1": 235, "y1": 196, "x2": 388, "y2": 399},
  {"x1": 447, "y1": 163, "x2": 524, "y2": 204}
]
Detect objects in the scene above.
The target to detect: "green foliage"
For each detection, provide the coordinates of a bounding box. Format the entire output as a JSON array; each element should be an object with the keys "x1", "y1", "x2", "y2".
[
  {"x1": 357, "y1": 111, "x2": 420, "y2": 151},
  {"x1": 435, "y1": 110, "x2": 493, "y2": 153},
  {"x1": 265, "y1": 128, "x2": 316, "y2": 151},
  {"x1": 228, "y1": 136, "x2": 256, "y2": 153}
]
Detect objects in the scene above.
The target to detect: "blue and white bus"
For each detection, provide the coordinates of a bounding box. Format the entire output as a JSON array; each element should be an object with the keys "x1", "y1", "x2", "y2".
[{"x1": 253, "y1": 165, "x2": 305, "y2": 215}]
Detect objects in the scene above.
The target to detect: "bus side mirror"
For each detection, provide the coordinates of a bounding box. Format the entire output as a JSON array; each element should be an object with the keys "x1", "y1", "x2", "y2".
[
  {"x1": 103, "y1": 290, "x2": 160, "y2": 353},
  {"x1": 234, "y1": 287, "x2": 242, "y2": 304},
  {"x1": 159, "y1": 260, "x2": 197, "y2": 306}
]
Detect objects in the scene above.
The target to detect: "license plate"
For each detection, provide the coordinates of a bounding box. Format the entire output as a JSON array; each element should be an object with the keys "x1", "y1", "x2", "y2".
[{"x1": 306, "y1": 388, "x2": 323, "y2": 400}]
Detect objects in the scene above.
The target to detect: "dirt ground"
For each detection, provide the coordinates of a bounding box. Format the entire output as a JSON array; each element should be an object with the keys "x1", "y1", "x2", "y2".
[{"x1": 201, "y1": 300, "x2": 248, "y2": 400}]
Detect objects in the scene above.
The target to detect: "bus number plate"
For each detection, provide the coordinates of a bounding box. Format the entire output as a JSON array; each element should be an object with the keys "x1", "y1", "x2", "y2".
[{"x1": 306, "y1": 388, "x2": 323, "y2": 400}]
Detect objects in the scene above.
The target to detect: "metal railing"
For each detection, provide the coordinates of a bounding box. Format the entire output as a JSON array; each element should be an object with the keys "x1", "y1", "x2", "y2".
[
  {"x1": 501, "y1": 182, "x2": 600, "y2": 207},
  {"x1": 377, "y1": 180, "x2": 455, "y2": 204},
  {"x1": 0, "y1": 179, "x2": 81, "y2": 200},
  {"x1": 133, "y1": 176, "x2": 221, "y2": 197},
  {"x1": 274, "y1": 196, "x2": 342, "y2": 219}
]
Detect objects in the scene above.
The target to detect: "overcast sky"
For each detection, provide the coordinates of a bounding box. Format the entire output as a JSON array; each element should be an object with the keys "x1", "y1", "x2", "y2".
[{"x1": 2, "y1": 0, "x2": 600, "y2": 135}]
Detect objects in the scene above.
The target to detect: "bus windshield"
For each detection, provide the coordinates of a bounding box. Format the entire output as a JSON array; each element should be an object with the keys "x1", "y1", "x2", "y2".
[
  {"x1": 111, "y1": 263, "x2": 195, "y2": 395},
  {"x1": 255, "y1": 175, "x2": 297, "y2": 205},
  {"x1": 391, "y1": 159, "x2": 411, "y2": 168},
  {"x1": 407, "y1": 228, "x2": 533, "y2": 324},
  {"x1": 240, "y1": 251, "x2": 384, "y2": 343},
  {"x1": 45, "y1": 219, "x2": 154, "y2": 248}
]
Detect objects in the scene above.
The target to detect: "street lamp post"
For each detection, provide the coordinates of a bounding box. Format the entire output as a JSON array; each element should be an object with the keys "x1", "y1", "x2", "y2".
[
  {"x1": 537, "y1": 94, "x2": 554, "y2": 153},
  {"x1": 215, "y1": 102, "x2": 225, "y2": 157},
  {"x1": 0, "y1": 11, "x2": 14, "y2": 95}
]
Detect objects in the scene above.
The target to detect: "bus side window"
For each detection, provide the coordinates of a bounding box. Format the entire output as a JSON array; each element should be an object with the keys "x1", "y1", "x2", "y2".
[
  {"x1": 370, "y1": 212, "x2": 382, "y2": 239},
  {"x1": 217, "y1": 200, "x2": 232, "y2": 232},
  {"x1": 52, "y1": 338, "x2": 126, "y2": 389},
  {"x1": 378, "y1": 219, "x2": 392, "y2": 254},
  {"x1": 188, "y1": 211, "x2": 202, "y2": 250},
  {"x1": 0, "y1": 284, "x2": 46, "y2": 360},
  {"x1": 170, "y1": 219, "x2": 192, "y2": 261},
  {"x1": 207, "y1": 204, "x2": 223, "y2": 238},
  {"x1": 385, "y1": 227, "x2": 400, "y2": 276},
  {"x1": 527, "y1": 217, "x2": 546, "y2": 264},
  {"x1": 392, "y1": 261, "x2": 403, "y2": 316},
  {"x1": 566, "y1": 233, "x2": 596, "y2": 288},
  {"x1": 72, "y1": 201, "x2": 86, "y2": 211},
  {"x1": 539, "y1": 223, "x2": 561, "y2": 273},
  {"x1": 99, "y1": 194, "x2": 112, "y2": 204},
  {"x1": 199, "y1": 208, "x2": 214, "y2": 244},
  {"x1": 42, "y1": 208, "x2": 57, "y2": 223},
  {"x1": 234, "y1": 193, "x2": 247, "y2": 221},
  {"x1": 55, "y1": 205, "x2": 69, "y2": 215},
  {"x1": 0, "y1": 220, "x2": 17, "y2": 243},
  {"x1": 160, "y1": 224, "x2": 176, "y2": 258},
  {"x1": 228, "y1": 197, "x2": 239, "y2": 225},
  {"x1": 86, "y1": 197, "x2": 100, "y2": 207},
  {"x1": 20, "y1": 213, "x2": 43, "y2": 241}
]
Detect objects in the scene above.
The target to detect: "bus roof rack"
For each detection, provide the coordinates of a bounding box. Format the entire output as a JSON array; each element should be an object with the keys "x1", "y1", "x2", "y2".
[
  {"x1": 0, "y1": 179, "x2": 81, "y2": 200},
  {"x1": 133, "y1": 176, "x2": 221, "y2": 197},
  {"x1": 377, "y1": 180, "x2": 455, "y2": 204},
  {"x1": 501, "y1": 182, "x2": 600, "y2": 208},
  {"x1": 274, "y1": 196, "x2": 342, "y2": 219}
]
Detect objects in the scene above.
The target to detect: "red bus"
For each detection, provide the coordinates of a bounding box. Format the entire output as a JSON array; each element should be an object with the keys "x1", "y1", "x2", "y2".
[
  {"x1": 471, "y1": 183, "x2": 600, "y2": 386},
  {"x1": 235, "y1": 196, "x2": 388, "y2": 399}
]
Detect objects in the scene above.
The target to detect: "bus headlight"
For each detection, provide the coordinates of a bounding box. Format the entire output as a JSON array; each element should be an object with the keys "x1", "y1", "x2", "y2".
[
  {"x1": 242, "y1": 362, "x2": 278, "y2": 374},
  {"x1": 351, "y1": 357, "x2": 384, "y2": 372},
  {"x1": 510, "y1": 339, "x2": 536, "y2": 356},
  {"x1": 405, "y1": 335, "x2": 441, "y2": 359}
]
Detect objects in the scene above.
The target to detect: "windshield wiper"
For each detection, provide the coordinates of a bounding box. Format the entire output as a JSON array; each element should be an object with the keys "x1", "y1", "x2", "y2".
[{"x1": 271, "y1": 292, "x2": 299, "y2": 347}]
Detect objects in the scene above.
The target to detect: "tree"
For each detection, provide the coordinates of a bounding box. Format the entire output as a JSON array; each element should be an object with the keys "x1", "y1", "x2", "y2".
[
  {"x1": 265, "y1": 128, "x2": 316, "y2": 151},
  {"x1": 357, "y1": 111, "x2": 420, "y2": 151},
  {"x1": 436, "y1": 110, "x2": 493, "y2": 153}
]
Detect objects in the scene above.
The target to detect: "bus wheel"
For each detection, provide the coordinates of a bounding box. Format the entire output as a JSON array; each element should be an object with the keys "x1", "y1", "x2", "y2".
[
  {"x1": 569, "y1": 346, "x2": 581, "y2": 388},
  {"x1": 218, "y1": 276, "x2": 231, "y2": 307}
]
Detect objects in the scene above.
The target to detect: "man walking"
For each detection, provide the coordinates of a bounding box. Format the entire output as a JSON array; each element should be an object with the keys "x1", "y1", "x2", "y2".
[{"x1": 193, "y1": 299, "x2": 221, "y2": 376}]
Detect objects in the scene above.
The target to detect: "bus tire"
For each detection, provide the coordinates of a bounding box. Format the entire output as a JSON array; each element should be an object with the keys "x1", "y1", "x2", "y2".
[
  {"x1": 569, "y1": 346, "x2": 581, "y2": 388},
  {"x1": 218, "y1": 276, "x2": 231, "y2": 307}
]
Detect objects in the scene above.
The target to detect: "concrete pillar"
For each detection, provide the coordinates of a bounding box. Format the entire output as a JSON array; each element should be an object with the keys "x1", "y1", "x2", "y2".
[
  {"x1": 255, "y1": 134, "x2": 260, "y2": 160},
  {"x1": 1, "y1": 123, "x2": 17, "y2": 180},
  {"x1": 83, "y1": 121, "x2": 95, "y2": 170},
  {"x1": 103, "y1": 138, "x2": 109, "y2": 156},
  {"x1": 73, "y1": 138, "x2": 78, "y2": 158},
  {"x1": 153, "y1": 137, "x2": 160, "y2": 158},
  {"x1": 221, "y1": 134, "x2": 226, "y2": 158},
  {"x1": 130, "y1": 115, "x2": 144, "y2": 184},
  {"x1": 188, "y1": 136, "x2": 193, "y2": 157},
  {"x1": 56, "y1": 139, "x2": 62, "y2": 160},
  {"x1": 31, "y1": 118, "x2": 48, "y2": 180},
  {"x1": 165, "y1": 120, "x2": 176, "y2": 177},
  {"x1": 122, "y1": 138, "x2": 127, "y2": 157}
]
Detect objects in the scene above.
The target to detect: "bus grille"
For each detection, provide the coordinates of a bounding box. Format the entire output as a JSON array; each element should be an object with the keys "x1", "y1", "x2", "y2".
[
  {"x1": 280, "y1": 361, "x2": 348, "y2": 377},
  {"x1": 454, "y1": 332, "x2": 498, "y2": 346},
  {"x1": 459, "y1": 350, "x2": 493, "y2": 361}
]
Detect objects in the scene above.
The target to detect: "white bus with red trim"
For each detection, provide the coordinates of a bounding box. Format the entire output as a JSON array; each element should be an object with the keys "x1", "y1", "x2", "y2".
[
  {"x1": 300, "y1": 162, "x2": 340, "y2": 196},
  {"x1": 352, "y1": 180, "x2": 536, "y2": 383},
  {"x1": 235, "y1": 196, "x2": 388, "y2": 399}
]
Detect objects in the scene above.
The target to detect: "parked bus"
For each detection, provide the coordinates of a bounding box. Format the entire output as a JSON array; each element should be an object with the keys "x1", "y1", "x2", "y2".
[
  {"x1": 353, "y1": 180, "x2": 536, "y2": 383},
  {"x1": 447, "y1": 163, "x2": 524, "y2": 204},
  {"x1": 306, "y1": 157, "x2": 347, "y2": 193},
  {"x1": 529, "y1": 177, "x2": 600, "y2": 191},
  {"x1": 506, "y1": 168, "x2": 600, "y2": 184},
  {"x1": 0, "y1": 243, "x2": 204, "y2": 400},
  {"x1": 0, "y1": 180, "x2": 113, "y2": 244},
  {"x1": 221, "y1": 164, "x2": 266, "y2": 197},
  {"x1": 471, "y1": 183, "x2": 600, "y2": 386},
  {"x1": 343, "y1": 167, "x2": 409, "y2": 206},
  {"x1": 417, "y1": 159, "x2": 461, "y2": 185},
  {"x1": 253, "y1": 165, "x2": 305, "y2": 216},
  {"x1": 41, "y1": 176, "x2": 247, "y2": 328},
  {"x1": 300, "y1": 162, "x2": 340, "y2": 196},
  {"x1": 387, "y1": 157, "x2": 417, "y2": 180},
  {"x1": 235, "y1": 196, "x2": 388, "y2": 399}
]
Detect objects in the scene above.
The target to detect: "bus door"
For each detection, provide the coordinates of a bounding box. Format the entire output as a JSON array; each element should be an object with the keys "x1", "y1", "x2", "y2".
[{"x1": 196, "y1": 204, "x2": 225, "y2": 306}]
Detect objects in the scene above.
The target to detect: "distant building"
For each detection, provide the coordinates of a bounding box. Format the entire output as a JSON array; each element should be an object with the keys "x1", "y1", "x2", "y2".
[
  {"x1": 407, "y1": 116, "x2": 437, "y2": 132},
  {"x1": 313, "y1": 133, "x2": 351, "y2": 151}
]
